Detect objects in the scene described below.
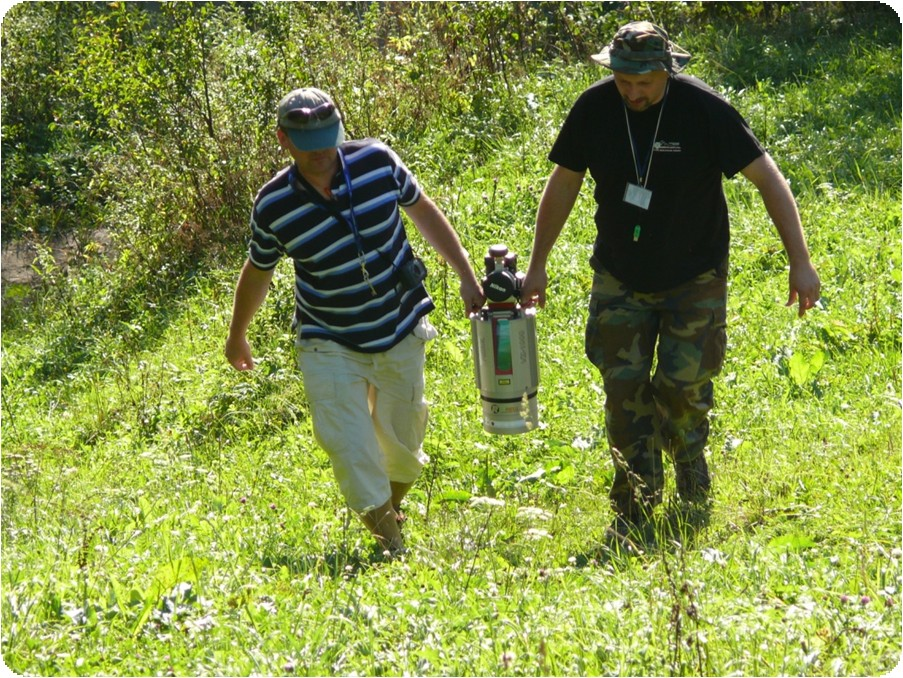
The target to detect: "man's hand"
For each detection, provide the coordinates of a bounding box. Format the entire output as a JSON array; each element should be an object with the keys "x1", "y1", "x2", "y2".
[
  {"x1": 460, "y1": 278, "x2": 486, "y2": 316},
  {"x1": 224, "y1": 261, "x2": 274, "y2": 371},
  {"x1": 519, "y1": 266, "x2": 548, "y2": 309},
  {"x1": 225, "y1": 333, "x2": 255, "y2": 371},
  {"x1": 787, "y1": 261, "x2": 821, "y2": 317}
]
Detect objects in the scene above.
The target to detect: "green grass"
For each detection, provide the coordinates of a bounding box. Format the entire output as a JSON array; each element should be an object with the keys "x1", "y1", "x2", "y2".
[{"x1": 2, "y1": 11, "x2": 901, "y2": 677}]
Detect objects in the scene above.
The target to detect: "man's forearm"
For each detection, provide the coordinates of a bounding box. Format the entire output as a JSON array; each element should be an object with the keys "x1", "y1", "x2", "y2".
[
  {"x1": 228, "y1": 260, "x2": 275, "y2": 338},
  {"x1": 740, "y1": 153, "x2": 820, "y2": 315},
  {"x1": 762, "y1": 186, "x2": 812, "y2": 266},
  {"x1": 519, "y1": 165, "x2": 585, "y2": 307},
  {"x1": 403, "y1": 195, "x2": 479, "y2": 285},
  {"x1": 530, "y1": 165, "x2": 586, "y2": 268},
  {"x1": 741, "y1": 154, "x2": 812, "y2": 265}
]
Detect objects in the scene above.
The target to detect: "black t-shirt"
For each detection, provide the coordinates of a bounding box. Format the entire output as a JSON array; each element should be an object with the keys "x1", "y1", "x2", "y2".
[{"x1": 549, "y1": 74, "x2": 765, "y2": 292}]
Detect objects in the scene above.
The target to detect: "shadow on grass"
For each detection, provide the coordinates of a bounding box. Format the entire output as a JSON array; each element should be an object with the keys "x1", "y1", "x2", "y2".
[
  {"x1": 657, "y1": 500, "x2": 712, "y2": 550},
  {"x1": 261, "y1": 543, "x2": 396, "y2": 580},
  {"x1": 572, "y1": 500, "x2": 713, "y2": 568}
]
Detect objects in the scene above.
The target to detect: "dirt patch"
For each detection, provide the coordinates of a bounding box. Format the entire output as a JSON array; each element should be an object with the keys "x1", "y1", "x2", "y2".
[{"x1": 1, "y1": 229, "x2": 113, "y2": 298}]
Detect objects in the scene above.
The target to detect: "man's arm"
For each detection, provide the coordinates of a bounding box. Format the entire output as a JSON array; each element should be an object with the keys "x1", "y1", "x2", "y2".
[
  {"x1": 740, "y1": 154, "x2": 821, "y2": 317},
  {"x1": 521, "y1": 165, "x2": 586, "y2": 307},
  {"x1": 225, "y1": 260, "x2": 275, "y2": 370},
  {"x1": 402, "y1": 194, "x2": 484, "y2": 314}
]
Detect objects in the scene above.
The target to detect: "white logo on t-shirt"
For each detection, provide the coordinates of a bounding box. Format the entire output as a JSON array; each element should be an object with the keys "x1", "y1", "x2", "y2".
[{"x1": 654, "y1": 141, "x2": 682, "y2": 153}]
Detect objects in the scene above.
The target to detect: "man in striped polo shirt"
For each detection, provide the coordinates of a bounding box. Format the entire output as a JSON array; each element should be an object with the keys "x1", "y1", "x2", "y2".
[{"x1": 225, "y1": 87, "x2": 484, "y2": 556}]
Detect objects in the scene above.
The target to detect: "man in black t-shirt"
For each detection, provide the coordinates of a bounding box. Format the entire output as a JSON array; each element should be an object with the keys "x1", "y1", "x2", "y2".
[{"x1": 520, "y1": 22, "x2": 821, "y2": 551}]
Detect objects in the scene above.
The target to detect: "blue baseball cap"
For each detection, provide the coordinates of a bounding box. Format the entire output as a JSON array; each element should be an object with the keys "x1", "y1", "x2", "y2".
[{"x1": 277, "y1": 87, "x2": 345, "y2": 151}]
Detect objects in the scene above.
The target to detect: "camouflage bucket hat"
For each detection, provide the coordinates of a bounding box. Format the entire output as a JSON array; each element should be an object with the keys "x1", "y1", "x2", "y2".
[{"x1": 592, "y1": 21, "x2": 691, "y2": 74}]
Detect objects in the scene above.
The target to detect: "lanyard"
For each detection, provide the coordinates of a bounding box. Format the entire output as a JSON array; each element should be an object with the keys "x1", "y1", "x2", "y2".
[
  {"x1": 337, "y1": 150, "x2": 379, "y2": 296},
  {"x1": 337, "y1": 150, "x2": 378, "y2": 295},
  {"x1": 291, "y1": 150, "x2": 376, "y2": 295},
  {"x1": 623, "y1": 81, "x2": 669, "y2": 187},
  {"x1": 336, "y1": 149, "x2": 363, "y2": 250}
]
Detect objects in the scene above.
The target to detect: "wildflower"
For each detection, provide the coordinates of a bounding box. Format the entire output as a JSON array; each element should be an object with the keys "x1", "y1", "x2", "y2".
[
  {"x1": 572, "y1": 435, "x2": 592, "y2": 450},
  {"x1": 470, "y1": 496, "x2": 505, "y2": 508}
]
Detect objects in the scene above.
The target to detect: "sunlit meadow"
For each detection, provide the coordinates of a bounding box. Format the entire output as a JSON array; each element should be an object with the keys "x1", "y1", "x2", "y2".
[{"x1": 2, "y1": 4, "x2": 900, "y2": 676}]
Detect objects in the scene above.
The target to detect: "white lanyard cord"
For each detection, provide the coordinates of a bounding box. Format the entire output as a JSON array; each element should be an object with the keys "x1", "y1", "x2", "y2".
[{"x1": 623, "y1": 80, "x2": 669, "y2": 187}]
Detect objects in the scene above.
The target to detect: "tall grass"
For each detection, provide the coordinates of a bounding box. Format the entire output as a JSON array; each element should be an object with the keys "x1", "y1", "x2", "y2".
[{"x1": 2, "y1": 5, "x2": 900, "y2": 676}]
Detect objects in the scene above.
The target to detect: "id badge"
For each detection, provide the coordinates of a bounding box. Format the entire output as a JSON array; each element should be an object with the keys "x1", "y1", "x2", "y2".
[{"x1": 623, "y1": 183, "x2": 653, "y2": 210}]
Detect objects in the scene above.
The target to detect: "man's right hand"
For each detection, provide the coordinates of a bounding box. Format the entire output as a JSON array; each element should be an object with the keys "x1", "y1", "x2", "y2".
[
  {"x1": 520, "y1": 266, "x2": 548, "y2": 309},
  {"x1": 224, "y1": 261, "x2": 275, "y2": 371},
  {"x1": 225, "y1": 334, "x2": 255, "y2": 371}
]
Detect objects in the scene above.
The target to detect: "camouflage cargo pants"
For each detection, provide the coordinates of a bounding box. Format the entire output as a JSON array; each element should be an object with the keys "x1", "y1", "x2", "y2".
[{"x1": 584, "y1": 260, "x2": 727, "y2": 518}]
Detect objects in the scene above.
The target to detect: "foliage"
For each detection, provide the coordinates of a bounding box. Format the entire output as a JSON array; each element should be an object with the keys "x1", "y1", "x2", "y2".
[{"x1": 2, "y1": 2, "x2": 901, "y2": 676}]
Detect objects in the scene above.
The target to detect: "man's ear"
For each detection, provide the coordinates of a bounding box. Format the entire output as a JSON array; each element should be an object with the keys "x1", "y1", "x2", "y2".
[{"x1": 276, "y1": 127, "x2": 290, "y2": 150}]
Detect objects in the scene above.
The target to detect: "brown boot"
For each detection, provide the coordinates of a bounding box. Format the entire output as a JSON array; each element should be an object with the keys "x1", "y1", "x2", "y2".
[{"x1": 675, "y1": 453, "x2": 711, "y2": 503}]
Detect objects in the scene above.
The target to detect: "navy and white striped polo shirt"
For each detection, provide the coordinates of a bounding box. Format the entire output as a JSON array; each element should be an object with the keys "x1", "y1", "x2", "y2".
[{"x1": 248, "y1": 139, "x2": 434, "y2": 352}]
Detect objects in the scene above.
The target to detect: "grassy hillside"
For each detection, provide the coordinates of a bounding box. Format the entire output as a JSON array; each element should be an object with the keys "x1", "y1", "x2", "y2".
[{"x1": 2, "y1": 4, "x2": 900, "y2": 675}]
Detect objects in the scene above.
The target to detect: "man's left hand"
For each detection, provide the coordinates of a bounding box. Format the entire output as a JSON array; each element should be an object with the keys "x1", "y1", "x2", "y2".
[{"x1": 787, "y1": 262, "x2": 821, "y2": 317}]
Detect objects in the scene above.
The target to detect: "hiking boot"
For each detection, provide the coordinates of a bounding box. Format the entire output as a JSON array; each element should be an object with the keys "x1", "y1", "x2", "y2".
[
  {"x1": 602, "y1": 513, "x2": 655, "y2": 556},
  {"x1": 393, "y1": 505, "x2": 407, "y2": 530},
  {"x1": 571, "y1": 509, "x2": 656, "y2": 566},
  {"x1": 675, "y1": 454, "x2": 711, "y2": 503}
]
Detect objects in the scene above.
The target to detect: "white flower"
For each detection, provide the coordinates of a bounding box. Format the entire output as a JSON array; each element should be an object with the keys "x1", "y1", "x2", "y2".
[{"x1": 469, "y1": 496, "x2": 505, "y2": 508}]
